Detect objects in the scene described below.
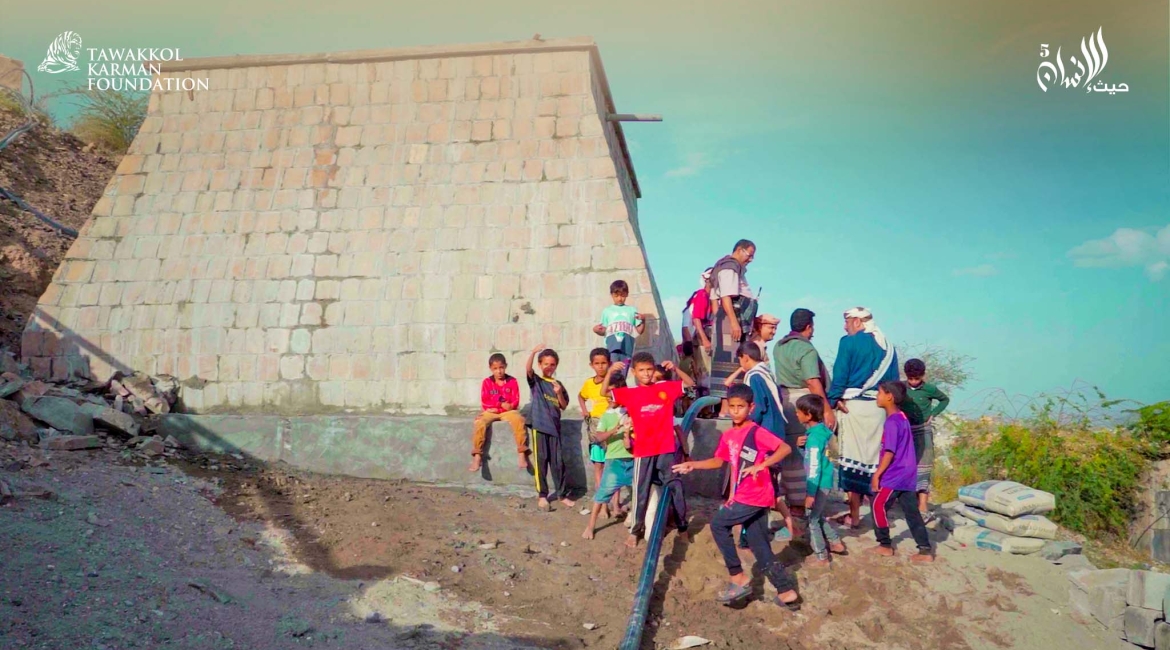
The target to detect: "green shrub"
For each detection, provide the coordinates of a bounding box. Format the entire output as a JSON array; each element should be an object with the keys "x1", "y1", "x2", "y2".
[
  {"x1": 61, "y1": 86, "x2": 147, "y2": 153},
  {"x1": 936, "y1": 394, "x2": 1165, "y2": 540}
]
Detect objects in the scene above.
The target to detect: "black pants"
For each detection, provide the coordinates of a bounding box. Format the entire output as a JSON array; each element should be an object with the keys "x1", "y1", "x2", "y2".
[
  {"x1": 711, "y1": 502, "x2": 798, "y2": 594},
  {"x1": 532, "y1": 430, "x2": 564, "y2": 500},
  {"x1": 631, "y1": 453, "x2": 688, "y2": 538},
  {"x1": 873, "y1": 487, "x2": 932, "y2": 552}
]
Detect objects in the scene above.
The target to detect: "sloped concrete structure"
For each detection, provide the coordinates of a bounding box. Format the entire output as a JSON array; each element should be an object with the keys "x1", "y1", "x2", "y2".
[{"x1": 23, "y1": 37, "x2": 675, "y2": 415}]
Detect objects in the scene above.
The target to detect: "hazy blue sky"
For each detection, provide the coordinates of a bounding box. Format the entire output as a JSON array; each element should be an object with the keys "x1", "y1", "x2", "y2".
[{"x1": 3, "y1": 0, "x2": 1167, "y2": 410}]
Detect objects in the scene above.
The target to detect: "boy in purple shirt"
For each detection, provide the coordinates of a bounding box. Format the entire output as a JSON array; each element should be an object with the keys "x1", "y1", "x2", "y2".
[{"x1": 869, "y1": 381, "x2": 934, "y2": 562}]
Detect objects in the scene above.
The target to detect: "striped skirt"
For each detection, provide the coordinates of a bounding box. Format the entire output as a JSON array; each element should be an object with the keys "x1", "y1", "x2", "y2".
[
  {"x1": 912, "y1": 422, "x2": 934, "y2": 493},
  {"x1": 708, "y1": 309, "x2": 742, "y2": 400}
]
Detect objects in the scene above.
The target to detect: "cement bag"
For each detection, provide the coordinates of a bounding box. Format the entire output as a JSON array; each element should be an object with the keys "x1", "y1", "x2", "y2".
[
  {"x1": 958, "y1": 480, "x2": 1055, "y2": 517},
  {"x1": 953, "y1": 525, "x2": 1046, "y2": 554},
  {"x1": 956, "y1": 504, "x2": 1058, "y2": 539}
]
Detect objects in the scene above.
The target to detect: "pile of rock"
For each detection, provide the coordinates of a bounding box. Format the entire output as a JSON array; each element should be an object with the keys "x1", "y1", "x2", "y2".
[
  {"x1": 0, "y1": 351, "x2": 180, "y2": 459},
  {"x1": 1070, "y1": 568, "x2": 1170, "y2": 648}
]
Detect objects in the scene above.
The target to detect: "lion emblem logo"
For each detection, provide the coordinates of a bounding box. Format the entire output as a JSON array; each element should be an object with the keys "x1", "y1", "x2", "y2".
[{"x1": 38, "y1": 31, "x2": 83, "y2": 74}]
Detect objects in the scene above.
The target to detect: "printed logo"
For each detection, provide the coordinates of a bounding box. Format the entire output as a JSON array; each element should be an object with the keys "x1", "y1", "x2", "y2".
[
  {"x1": 35, "y1": 30, "x2": 208, "y2": 91},
  {"x1": 38, "y1": 31, "x2": 83, "y2": 74},
  {"x1": 1037, "y1": 27, "x2": 1129, "y2": 94},
  {"x1": 658, "y1": 392, "x2": 667, "y2": 400}
]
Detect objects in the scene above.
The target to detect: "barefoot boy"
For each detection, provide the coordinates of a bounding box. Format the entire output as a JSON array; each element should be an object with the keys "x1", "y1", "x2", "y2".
[
  {"x1": 526, "y1": 343, "x2": 570, "y2": 511},
  {"x1": 902, "y1": 358, "x2": 950, "y2": 519},
  {"x1": 582, "y1": 395, "x2": 634, "y2": 540},
  {"x1": 605, "y1": 353, "x2": 694, "y2": 548},
  {"x1": 870, "y1": 380, "x2": 934, "y2": 562},
  {"x1": 469, "y1": 353, "x2": 527, "y2": 472},
  {"x1": 579, "y1": 348, "x2": 612, "y2": 503},
  {"x1": 673, "y1": 384, "x2": 802, "y2": 610}
]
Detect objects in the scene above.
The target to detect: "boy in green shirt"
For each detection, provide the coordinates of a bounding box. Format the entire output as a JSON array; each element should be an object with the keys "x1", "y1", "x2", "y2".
[
  {"x1": 902, "y1": 358, "x2": 950, "y2": 519},
  {"x1": 797, "y1": 393, "x2": 846, "y2": 566},
  {"x1": 581, "y1": 387, "x2": 635, "y2": 540}
]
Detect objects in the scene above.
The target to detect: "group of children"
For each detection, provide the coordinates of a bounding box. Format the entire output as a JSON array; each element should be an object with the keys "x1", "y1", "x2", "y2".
[{"x1": 466, "y1": 279, "x2": 950, "y2": 610}]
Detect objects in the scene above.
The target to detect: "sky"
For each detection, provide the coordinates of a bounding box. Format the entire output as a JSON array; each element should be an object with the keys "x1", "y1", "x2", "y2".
[{"x1": 2, "y1": 0, "x2": 1167, "y2": 411}]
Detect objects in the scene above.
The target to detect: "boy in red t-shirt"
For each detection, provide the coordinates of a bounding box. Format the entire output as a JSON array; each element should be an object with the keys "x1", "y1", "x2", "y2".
[
  {"x1": 673, "y1": 384, "x2": 802, "y2": 610},
  {"x1": 604, "y1": 351, "x2": 695, "y2": 549},
  {"x1": 469, "y1": 353, "x2": 526, "y2": 472}
]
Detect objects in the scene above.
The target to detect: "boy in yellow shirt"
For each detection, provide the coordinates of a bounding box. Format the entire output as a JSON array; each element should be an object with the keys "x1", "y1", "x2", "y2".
[{"x1": 579, "y1": 348, "x2": 613, "y2": 506}]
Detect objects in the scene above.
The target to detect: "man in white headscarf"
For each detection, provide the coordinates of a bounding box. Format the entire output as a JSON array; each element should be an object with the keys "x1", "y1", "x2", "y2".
[{"x1": 828, "y1": 307, "x2": 899, "y2": 528}]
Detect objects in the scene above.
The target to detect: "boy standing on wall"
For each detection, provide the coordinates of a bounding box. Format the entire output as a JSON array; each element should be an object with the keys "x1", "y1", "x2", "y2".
[{"x1": 593, "y1": 280, "x2": 645, "y2": 365}]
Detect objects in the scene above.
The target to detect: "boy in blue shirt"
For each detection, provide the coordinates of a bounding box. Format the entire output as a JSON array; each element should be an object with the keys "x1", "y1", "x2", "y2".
[{"x1": 593, "y1": 280, "x2": 645, "y2": 365}]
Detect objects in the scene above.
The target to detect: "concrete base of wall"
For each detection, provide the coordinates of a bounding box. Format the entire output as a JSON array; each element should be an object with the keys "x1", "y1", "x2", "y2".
[{"x1": 158, "y1": 414, "x2": 730, "y2": 499}]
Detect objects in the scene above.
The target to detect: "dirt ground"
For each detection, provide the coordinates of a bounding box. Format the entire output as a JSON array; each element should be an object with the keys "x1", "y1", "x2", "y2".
[
  {"x1": 0, "y1": 440, "x2": 1133, "y2": 650},
  {"x1": 0, "y1": 106, "x2": 118, "y2": 352}
]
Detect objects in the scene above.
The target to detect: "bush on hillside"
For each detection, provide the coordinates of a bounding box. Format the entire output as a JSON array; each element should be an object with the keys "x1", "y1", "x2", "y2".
[
  {"x1": 934, "y1": 391, "x2": 1170, "y2": 540},
  {"x1": 61, "y1": 86, "x2": 147, "y2": 153}
]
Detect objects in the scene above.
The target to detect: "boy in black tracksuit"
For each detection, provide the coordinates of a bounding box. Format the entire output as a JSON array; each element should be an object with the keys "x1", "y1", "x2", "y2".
[{"x1": 526, "y1": 343, "x2": 570, "y2": 511}]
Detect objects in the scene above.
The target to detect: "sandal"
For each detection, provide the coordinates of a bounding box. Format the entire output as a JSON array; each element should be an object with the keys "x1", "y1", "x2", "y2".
[
  {"x1": 773, "y1": 594, "x2": 802, "y2": 612},
  {"x1": 715, "y1": 582, "x2": 751, "y2": 604}
]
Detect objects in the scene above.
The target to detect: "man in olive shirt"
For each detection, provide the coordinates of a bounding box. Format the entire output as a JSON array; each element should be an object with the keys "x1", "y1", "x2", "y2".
[
  {"x1": 775, "y1": 309, "x2": 834, "y2": 433},
  {"x1": 772, "y1": 308, "x2": 833, "y2": 520}
]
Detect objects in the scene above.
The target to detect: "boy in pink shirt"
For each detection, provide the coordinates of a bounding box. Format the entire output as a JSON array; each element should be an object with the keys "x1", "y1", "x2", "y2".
[{"x1": 673, "y1": 384, "x2": 801, "y2": 610}]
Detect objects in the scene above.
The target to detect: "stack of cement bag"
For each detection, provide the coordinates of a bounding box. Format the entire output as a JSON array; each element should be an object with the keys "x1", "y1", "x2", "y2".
[{"x1": 946, "y1": 480, "x2": 1058, "y2": 554}]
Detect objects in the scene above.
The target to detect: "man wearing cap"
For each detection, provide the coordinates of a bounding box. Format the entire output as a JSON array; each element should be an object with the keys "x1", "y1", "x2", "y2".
[{"x1": 828, "y1": 307, "x2": 899, "y2": 528}]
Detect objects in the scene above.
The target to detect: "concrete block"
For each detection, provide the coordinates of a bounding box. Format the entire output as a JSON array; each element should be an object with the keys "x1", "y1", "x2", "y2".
[
  {"x1": 1089, "y1": 581, "x2": 1128, "y2": 636},
  {"x1": 1130, "y1": 571, "x2": 1170, "y2": 610},
  {"x1": 78, "y1": 403, "x2": 141, "y2": 438},
  {"x1": 1126, "y1": 606, "x2": 1162, "y2": 647},
  {"x1": 1157, "y1": 621, "x2": 1170, "y2": 650},
  {"x1": 1070, "y1": 568, "x2": 1131, "y2": 594}
]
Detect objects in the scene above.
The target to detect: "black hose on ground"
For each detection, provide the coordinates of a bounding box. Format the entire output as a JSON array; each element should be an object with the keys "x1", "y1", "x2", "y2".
[{"x1": 0, "y1": 69, "x2": 80, "y2": 238}]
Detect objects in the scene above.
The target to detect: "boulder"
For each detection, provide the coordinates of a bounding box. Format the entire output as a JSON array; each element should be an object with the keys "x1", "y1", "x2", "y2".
[
  {"x1": 12, "y1": 380, "x2": 49, "y2": 404},
  {"x1": 21, "y1": 396, "x2": 93, "y2": 437},
  {"x1": 43, "y1": 435, "x2": 102, "y2": 451},
  {"x1": 1129, "y1": 571, "x2": 1170, "y2": 610},
  {"x1": 78, "y1": 403, "x2": 140, "y2": 438},
  {"x1": 139, "y1": 438, "x2": 164, "y2": 457},
  {"x1": 1125, "y1": 606, "x2": 1162, "y2": 647},
  {"x1": 0, "y1": 399, "x2": 38, "y2": 443},
  {"x1": 0, "y1": 375, "x2": 24, "y2": 399}
]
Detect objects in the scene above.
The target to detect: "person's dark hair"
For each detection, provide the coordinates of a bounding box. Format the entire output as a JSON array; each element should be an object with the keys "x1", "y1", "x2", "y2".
[
  {"x1": 727, "y1": 383, "x2": 754, "y2": 403},
  {"x1": 631, "y1": 351, "x2": 656, "y2": 367},
  {"x1": 904, "y1": 358, "x2": 926, "y2": 379},
  {"x1": 736, "y1": 341, "x2": 763, "y2": 362},
  {"x1": 609, "y1": 280, "x2": 629, "y2": 294},
  {"x1": 795, "y1": 394, "x2": 825, "y2": 422},
  {"x1": 790, "y1": 308, "x2": 815, "y2": 333},
  {"x1": 654, "y1": 364, "x2": 674, "y2": 380},
  {"x1": 681, "y1": 341, "x2": 694, "y2": 356},
  {"x1": 538, "y1": 348, "x2": 559, "y2": 364},
  {"x1": 733, "y1": 239, "x2": 755, "y2": 253},
  {"x1": 879, "y1": 380, "x2": 907, "y2": 406},
  {"x1": 589, "y1": 348, "x2": 611, "y2": 363},
  {"x1": 488, "y1": 353, "x2": 507, "y2": 366}
]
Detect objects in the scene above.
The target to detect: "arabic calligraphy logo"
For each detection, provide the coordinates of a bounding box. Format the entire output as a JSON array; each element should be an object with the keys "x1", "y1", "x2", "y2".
[
  {"x1": 38, "y1": 31, "x2": 83, "y2": 74},
  {"x1": 1037, "y1": 27, "x2": 1128, "y2": 94}
]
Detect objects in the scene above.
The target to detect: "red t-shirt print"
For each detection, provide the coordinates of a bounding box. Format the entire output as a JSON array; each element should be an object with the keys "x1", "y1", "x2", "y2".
[
  {"x1": 613, "y1": 381, "x2": 683, "y2": 458},
  {"x1": 715, "y1": 423, "x2": 784, "y2": 508}
]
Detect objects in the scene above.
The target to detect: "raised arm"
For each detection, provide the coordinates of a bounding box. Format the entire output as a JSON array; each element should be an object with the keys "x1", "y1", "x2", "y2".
[
  {"x1": 601, "y1": 360, "x2": 627, "y2": 394},
  {"x1": 661, "y1": 360, "x2": 693, "y2": 388},
  {"x1": 525, "y1": 343, "x2": 543, "y2": 380}
]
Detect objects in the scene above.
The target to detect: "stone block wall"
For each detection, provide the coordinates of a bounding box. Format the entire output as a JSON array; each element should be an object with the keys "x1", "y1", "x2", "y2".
[{"x1": 23, "y1": 38, "x2": 676, "y2": 415}]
